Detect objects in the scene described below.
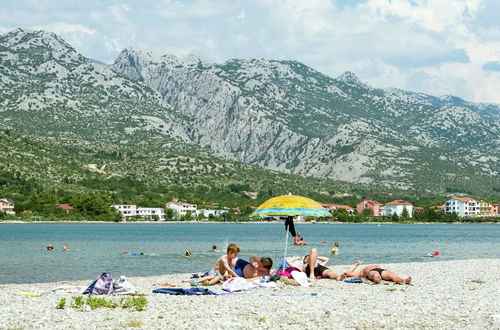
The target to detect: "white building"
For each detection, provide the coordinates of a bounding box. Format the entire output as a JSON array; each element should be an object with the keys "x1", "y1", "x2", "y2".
[
  {"x1": 198, "y1": 208, "x2": 228, "y2": 218},
  {"x1": 0, "y1": 198, "x2": 15, "y2": 215},
  {"x1": 384, "y1": 200, "x2": 413, "y2": 217},
  {"x1": 444, "y1": 197, "x2": 479, "y2": 217},
  {"x1": 136, "y1": 207, "x2": 165, "y2": 221},
  {"x1": 111, "y1": 204, "x2": 137, "y2": 220},
  {"x1": 111, "y1": 205, "x2": 165, "y2": 221},
  {"x1": 165, "y1": 201, "x2": 197, "y2": 218}
]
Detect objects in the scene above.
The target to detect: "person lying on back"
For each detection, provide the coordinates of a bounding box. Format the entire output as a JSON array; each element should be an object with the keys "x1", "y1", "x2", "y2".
[{"x1": 301, "y1": 248, "x2": 344, "y2": 281}]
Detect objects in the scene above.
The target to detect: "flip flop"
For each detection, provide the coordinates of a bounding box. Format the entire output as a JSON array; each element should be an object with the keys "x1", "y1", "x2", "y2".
[{"x1": 291, "y1": 271, "x2": 309, "y2": 287}]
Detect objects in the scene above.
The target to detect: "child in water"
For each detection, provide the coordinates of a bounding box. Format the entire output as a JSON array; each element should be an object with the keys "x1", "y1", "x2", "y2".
[{"x1": 331, "y1": 241, "x2": 340, "y2": 255}]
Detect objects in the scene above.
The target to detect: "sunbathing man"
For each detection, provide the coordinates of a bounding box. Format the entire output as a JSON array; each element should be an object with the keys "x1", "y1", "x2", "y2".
[
  {"x1": 234, "y1": 257, "x2": 273, "y2": 279},
  {"x1": 343, "y1": 260, "x2": 412, "y2": 284},
  {"x1": 300, "y1": 248, "x2": 344, "y2": 280}
]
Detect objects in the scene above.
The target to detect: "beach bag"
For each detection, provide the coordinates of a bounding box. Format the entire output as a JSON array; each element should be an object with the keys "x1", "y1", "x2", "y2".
[
  {"x1": 113, "y1": 276, "x2": 137, "y2": 295},
  {"x1": 275, "y1": 267, "x2": 301, "y2": 279},
  {"x1": 83, "y1": 273, "x2": 114, "y2": 295},
  {"x1": 221, "y1": 277, "x2": 255, "y2": 292}
]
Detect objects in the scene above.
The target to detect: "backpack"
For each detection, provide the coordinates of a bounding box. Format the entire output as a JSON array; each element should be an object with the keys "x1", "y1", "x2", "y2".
[{"x1": 83, "y1": 273, "x2": 114, "y2": 295}]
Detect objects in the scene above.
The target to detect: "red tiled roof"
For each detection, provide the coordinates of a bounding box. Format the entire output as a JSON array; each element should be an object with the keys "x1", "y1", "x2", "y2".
[
  {"x1": 452, "y1": 197, "x2": 475, "y2": 203},
  {"x1": 336, "y1": 204, "x2": 354, "y2": 210},
  {"x1": 360, "y1": 200, "x2": 382, "y2": 205},
  {"x1": 321, "y1": 203, "x2": 353, "y2": 210},
  {"x1": 165, "y1": 201, "x2": 194, "y2": 206},
  {"x1": 386, "y1": 200, "x2": 413, "y2": 206}
]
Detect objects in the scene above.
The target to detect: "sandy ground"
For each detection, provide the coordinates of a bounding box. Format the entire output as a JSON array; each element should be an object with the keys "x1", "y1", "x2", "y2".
[{"x1": 0, "y1": 259, "x2": 499, "y2": 329}]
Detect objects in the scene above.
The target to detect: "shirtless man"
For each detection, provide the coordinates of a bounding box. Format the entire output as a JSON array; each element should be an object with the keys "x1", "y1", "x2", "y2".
[
  {"x1": 234, "y1": 257, "x2": 273, "y2": 279},
  {"x1": 343, "y1": 260, "x2": 412, "y2": 284},
  {"x1": 294, "y1": 232, "x2": 307, "y2": 246},
  {"x1": 301, "y1": 248, "x2": 343, "y2": 280}
]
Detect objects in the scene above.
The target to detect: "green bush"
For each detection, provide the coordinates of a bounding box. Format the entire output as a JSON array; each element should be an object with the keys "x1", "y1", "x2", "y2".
[{"x1": 56, "y1": 297, "x2": 66, "y2": 309}]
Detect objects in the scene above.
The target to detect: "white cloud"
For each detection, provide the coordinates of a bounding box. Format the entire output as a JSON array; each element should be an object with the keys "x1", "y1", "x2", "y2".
[
  {"x1": 109, "y1": 4, "x2": 130, "y2": 23},
  {"x1": 32, "y1": 22, "x2": 95, "y2": 36},
  {"x1": 31, "y1": 22, "x2": 96, "y2": 53},
  {"x1": 1, "y1": 0, "x2": 499, "y2": 103}
]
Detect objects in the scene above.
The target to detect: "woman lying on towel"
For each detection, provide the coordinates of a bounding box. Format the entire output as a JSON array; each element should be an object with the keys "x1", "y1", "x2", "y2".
[{"x1": 342, "y1": 261, "x2": 412, "y2": 284}]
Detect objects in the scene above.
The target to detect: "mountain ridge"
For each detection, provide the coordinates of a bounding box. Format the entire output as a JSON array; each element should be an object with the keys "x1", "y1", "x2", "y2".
[
  {"x1": 1, "y1": 28, "x2": 499, "y2": 197},
  {"x1": 111, "y1": 47, "x2": 499, "y2": 193}
]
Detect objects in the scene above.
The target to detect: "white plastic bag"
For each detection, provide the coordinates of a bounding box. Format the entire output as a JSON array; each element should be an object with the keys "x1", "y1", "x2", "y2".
[
  {"x1": 113, "y1": 275, "x2": 138, "y2": 295},
  {"x1": 221, "y1": 277, "x2": 255, "y2": 292}
]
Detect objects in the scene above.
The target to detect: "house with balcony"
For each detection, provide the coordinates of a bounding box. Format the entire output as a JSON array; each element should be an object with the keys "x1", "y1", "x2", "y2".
[
  {"x1": 443, "y1": 197, "x2": 479, "y2": 217},
  {"x1": 477, "y1": 200, "x2": 494, "y2": 217},
  {"x1": 112, "y1": 204, "x2": 165, "y2": 221},
  {"x1": 136, "y1": 207, "x2": 165, "y2": 221},
  {"x1": 111, "y1": 204, "x2": 137, "y2": 220},
  {"x1": 0, "y1": 198, "x2": 15, "y2": 215},
  {"x1": 165, "y1": 201, "x2": 198, "y2": 218},
  {"x1": 356, "y1": 200, "x2": 383, "y2": 216},
  {"x1": 384, "y1": 200, "x2": 413, "y2": 217}
]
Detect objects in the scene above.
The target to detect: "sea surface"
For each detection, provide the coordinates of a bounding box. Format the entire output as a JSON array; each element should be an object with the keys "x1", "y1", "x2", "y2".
[{"x1": 0, "y1": 222, "x2": 499, "y2": 284}]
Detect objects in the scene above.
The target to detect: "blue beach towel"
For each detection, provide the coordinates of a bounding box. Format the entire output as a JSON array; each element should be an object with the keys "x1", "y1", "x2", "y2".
[{"x1": 153, "y1": 287, "x2": 218, "y2": 295}]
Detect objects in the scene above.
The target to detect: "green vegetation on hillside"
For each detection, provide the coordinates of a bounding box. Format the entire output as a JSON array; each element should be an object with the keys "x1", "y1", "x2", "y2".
[{"x1": 1, "y1": 129, "x2": 497, "y2": 222}]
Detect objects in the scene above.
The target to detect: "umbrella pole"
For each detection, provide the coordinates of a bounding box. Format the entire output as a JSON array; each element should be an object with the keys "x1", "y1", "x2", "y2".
[{"x1": 283, "y1": 225, "x2": 289, "y2": 270}]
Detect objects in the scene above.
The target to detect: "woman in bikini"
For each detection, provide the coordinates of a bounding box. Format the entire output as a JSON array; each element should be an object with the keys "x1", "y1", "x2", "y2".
[{"x1": 342, "y1": 260, "x2": 412, "y2": 284}]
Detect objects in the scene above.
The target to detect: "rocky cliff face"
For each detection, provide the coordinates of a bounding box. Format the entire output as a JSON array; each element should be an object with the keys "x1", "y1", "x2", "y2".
[
  {"x1": 112, "y1": 49, "x2": 499, "y2": 191},
  {"x1": 1, "y1": 29, "x2": 498, "y2": 194},
  {"x1": 0, "y1": 29, "x2": 189, "y2": 145}
]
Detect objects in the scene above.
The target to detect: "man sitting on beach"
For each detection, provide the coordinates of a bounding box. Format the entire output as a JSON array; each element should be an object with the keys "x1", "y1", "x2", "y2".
[
  {"x1": 299, "y1": 248, "x2": 344, "y2": 281},
  {"x1": 342, "y1": 260, "x2": 412, "y2": 284},
  {"x1": 234, "y1": 257, "x2": 273, "y2": 279}
]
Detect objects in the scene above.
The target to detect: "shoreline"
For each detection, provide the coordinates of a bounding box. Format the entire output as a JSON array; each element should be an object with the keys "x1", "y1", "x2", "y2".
[
  {"x1": 1, "y1": 220, "x2": 498, "y2": 225},
  {"x1": 1, "y1": 259, "x2": 499, "y2": 329}
]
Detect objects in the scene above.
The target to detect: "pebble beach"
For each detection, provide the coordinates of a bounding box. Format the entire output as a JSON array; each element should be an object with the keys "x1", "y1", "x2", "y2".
[{"x1": 1, "y1": 259, "x2": 499, "y2": 329}]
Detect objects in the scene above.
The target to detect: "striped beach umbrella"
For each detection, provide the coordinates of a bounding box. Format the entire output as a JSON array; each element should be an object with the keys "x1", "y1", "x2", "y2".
[
  {"x1": 251, "y1": 195, "x2": 331, "y2": 270},
  {"x1": 250, "y1": 195, "x2": 331, "y2": 217}
]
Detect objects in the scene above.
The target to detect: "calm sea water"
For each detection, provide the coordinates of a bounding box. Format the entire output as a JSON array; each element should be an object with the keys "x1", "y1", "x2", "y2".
[{"x1": 0, "y1": 223, "x2": 499, "y2": 284}]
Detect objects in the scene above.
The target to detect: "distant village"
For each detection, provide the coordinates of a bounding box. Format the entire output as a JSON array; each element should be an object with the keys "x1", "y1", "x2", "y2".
[{"x1": 2, "y1": 197, "x2": 496, "y2": 221}]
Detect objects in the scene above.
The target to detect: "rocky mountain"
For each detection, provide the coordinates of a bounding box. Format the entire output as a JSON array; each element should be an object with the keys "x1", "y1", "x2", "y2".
[
  {"x1": 1, "y1": 28, "x2": 499, "y2": 196},
  {"x1": 0, "y1": 28, "x2": 189, "y2": 146},
  {"x1": 112, "y1": 49, "x2": 499, "y2": 194}
]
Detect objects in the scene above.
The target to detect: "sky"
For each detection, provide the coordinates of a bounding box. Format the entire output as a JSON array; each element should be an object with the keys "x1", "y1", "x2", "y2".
[{"x1": 1, "y1": 0, "x2": 499, "y2": 104}]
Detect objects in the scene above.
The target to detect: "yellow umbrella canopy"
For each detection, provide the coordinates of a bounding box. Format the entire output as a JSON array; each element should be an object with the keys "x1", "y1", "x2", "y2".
[{"x1": 251, "y1": 195, "x2": 331, "y2": 217}]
